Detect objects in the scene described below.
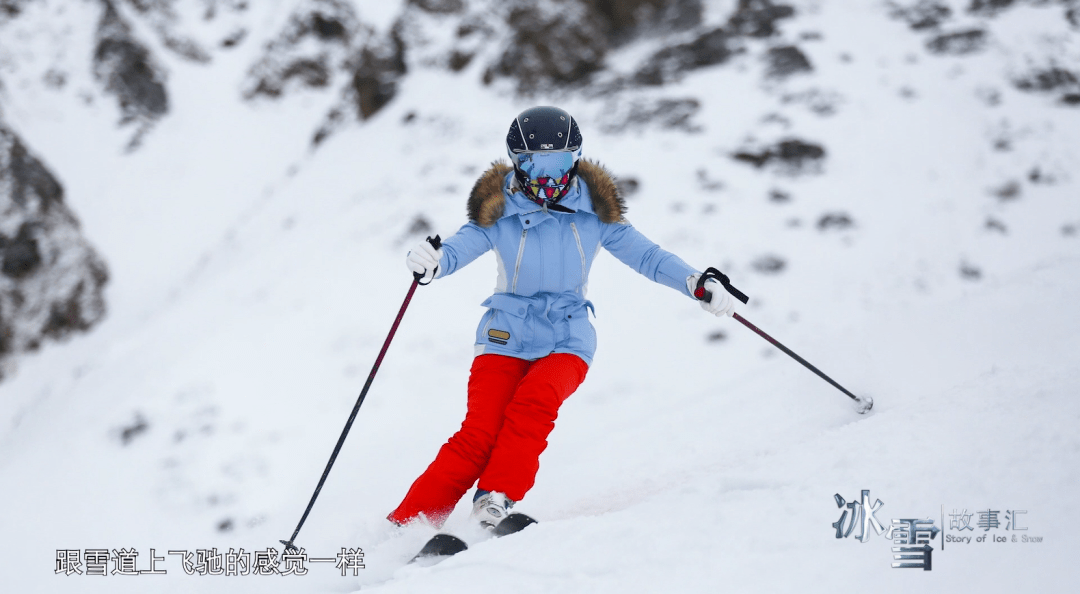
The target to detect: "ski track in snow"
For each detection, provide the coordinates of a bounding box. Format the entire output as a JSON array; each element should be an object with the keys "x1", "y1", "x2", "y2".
[{"x1": 1, "y1": 0, "x2": 1079, "y2": 592}]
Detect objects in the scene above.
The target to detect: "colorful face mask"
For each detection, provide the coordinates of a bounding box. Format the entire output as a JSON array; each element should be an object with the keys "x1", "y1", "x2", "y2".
[{"x1": 511, "y1": 150, "x2": 577, "y2": 204}]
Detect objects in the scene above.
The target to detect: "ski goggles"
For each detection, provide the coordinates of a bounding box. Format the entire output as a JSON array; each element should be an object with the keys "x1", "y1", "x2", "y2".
[{"x1": 511, "y1": 150, "x2": 577, "y2": 202}]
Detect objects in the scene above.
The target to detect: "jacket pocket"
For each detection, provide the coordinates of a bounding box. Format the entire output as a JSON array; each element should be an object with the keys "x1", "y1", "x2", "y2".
[{"x1": 477, "y1": 294, "x2": 533, "y2": 352}]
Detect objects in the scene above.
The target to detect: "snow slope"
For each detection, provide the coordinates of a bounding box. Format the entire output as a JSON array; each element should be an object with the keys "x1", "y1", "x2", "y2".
[{"x1": 1, "y1": 0, "x2": 1078, "y2": 592}]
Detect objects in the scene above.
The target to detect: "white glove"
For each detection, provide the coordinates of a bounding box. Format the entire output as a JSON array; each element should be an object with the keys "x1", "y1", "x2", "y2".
[
  {"x1": 687, "y1": 274, "x2": 735, "y2": 317},
  {"x1": 406, "y1": 240, "x2": 443, "y2": 282}
]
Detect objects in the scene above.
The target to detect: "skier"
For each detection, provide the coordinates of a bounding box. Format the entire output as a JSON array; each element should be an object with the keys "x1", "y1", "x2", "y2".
[{"x1": 389, "y1": 106, "x2": 735, "y2": 532}]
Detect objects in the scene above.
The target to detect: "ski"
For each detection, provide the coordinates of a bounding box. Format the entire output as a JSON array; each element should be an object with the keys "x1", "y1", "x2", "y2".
[
  {"x1": 410, "y1": 533, "x2": 468, "y2": 566},
  {"x1": 410, "y1": 513, "x2": 537, "y2": 566},
  {"x1": 493, "y1": 512, "x2": 537, "y2": 536}
]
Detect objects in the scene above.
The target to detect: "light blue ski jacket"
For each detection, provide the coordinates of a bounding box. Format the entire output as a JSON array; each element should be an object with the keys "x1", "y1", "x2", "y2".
[{"x1": 434, "y1": 160, "x2": 699, "y2": 366}]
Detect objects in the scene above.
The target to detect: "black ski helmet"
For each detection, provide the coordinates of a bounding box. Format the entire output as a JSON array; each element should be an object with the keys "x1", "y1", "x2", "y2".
[{"x1": 506, "y1": 106, "x2": 583, "y2": 206}]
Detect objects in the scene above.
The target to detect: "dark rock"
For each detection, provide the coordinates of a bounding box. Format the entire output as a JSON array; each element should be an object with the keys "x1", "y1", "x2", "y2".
[
  {"x1": 817, "y1": 212, "x2": 855, "y2": 231},
  {"x1": 635, "y1": 27, "x2": 735, "y2": 85},
  {"x1": 630, "y1": 1, "x2": 802, "y2": 86},
  {"x1": 706, "y1": 330, "x2": 727, "y2": 342},
  {"x1": 1014, "y1": 67, "x2": 1078, "y2": 93},
  {"x1": 765, "y1": 45, "x2": 812, "y2": 78},
  {"x1": 1060, "y1": 93, "x2": 1080, "y2": 106},
  {"x1": 732, "y1": 138, "x2": 826, "y2": 174},
  {"x1": 283, "y1": 59, "x2": 332, "y2": 88},
  {"x1": 457, "y1": 22, "x2": 482, "y2": 38},
  {"x1": 773, "y1": 139, "x2": 825, "y2": 163},
  {"x1": 727, "y1": 0, "x2": 796, "y2": 38},
  {"x1": 0, "y1": 124, "x2": 109, "y2": 379},
  {"x1": 482, "y1": 0, "x2": 703, "y2": 88},
  {"x1": 484, "y1": 4, "x2": 608, "y2": 93},
  {"x1": 311, "y1": 108, "x2": 345, "y2": 147},
  {"x1": 769, "y1": 188, "x2": 791, "y2": 203},
  {"x1": 967, "y1": 0, "x2": 1016, "y2": 16},
  {"x1": 959, "y1": 261, "x2": 982, "y2": 280},
  {"x1": 658, "y1": 0, "x2": 706, "y2": 32},
  {"x1": 217, "y1": 518, "x2": 234, "y2": 532},
  {"x1": 124, "y1": 0, "x2": 163, "y2": 11},
  {"x1": 244, "y1": 0, "x2": 363, "y2": 99},
  {"x1": 309, "y1": 21, "x2": 408, "y2": 146},
  {"x1": 408, "y1": 215, "x2": 432, "y2": 236},
  {"x1": 0, "y1": 326, "x2": 11, "y2": 358},
  {"x1": 751, "y1": 255, "x2": 786, "y2": 274},
  {"x1": 1069, "y1": 7, "x2": 1080, "y2": 28},
  {"x1": 0, "y1": 0, "x2": 27, "y2": 20},
  {"x1": 448, "y1": 50, "x2": 473, "y2": 72},
  {"x1": 1028, "y1": 167, "x2": 1055, "y2": 184},
  {"x1": 465, "y1": 1, "x2": 707, "y2": 91},
  {"x1": 615, "y1": 176, "x2": 640, "y2": 198},
  {"x1": 926, "y1": 29, "x2": 987, "y2": 55},
  {"x1": 94, "y1": 1, "x2": 169, "y2": 123},
  {"x1": 991, "y1": 180, "x2": 1021, "y2": 201},
  {"x1": 119, "y1": 413, "x2": 149, "y2": 445},
  {"x1": 42, "y1": 273, "x2": 107, "y2": 338},
  {"x1": 409, "y1": 0, "x2": 465, "y2": 14},
  {"x1": 221, "y1": 29, "x2": 247, "y2": 48},
  {"x1": 985, "y1": 217, "x2": 1007, "y2": 234},
  {"x1": 348, "y1": 27, "x2": 408, "y2": 119},
  {"x1": 3, "y1": 131, "x2": 64, "y2": 211},
  {"x1": 312, "y1": 11, "x2": 348, "y2": 40},
  {"x1": 119, "y1": 0, "x2": 211, "y2": 63},
  {"x1": 732, "y1": 150, "x2": 770, "y2": 168},
  {"x1": 889, "y1": 1, "x2": 952, "y2": 30},
  {"x1": 1, "y1": 224, "x2": 42, "y2": 279},
  {"x1": 585, "y1": 0, "x2": 704, "y2": 41},
  {"x1": 162, "y1": 35, "x2": 211, "y2": 64},
  {"x1": 598, "y1": 98, "x2": 702, "y2": 133}
]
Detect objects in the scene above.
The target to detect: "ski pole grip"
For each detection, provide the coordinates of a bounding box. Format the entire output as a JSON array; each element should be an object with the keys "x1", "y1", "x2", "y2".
[
  {"x1": 694, "y1": 267, "x2": 749, "y2": 304},
  {"x1": 414, "y1": 235, "x2": 442, "y2": 285}
]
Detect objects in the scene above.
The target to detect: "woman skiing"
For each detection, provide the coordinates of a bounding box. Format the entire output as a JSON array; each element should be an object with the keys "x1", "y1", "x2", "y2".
[{"x1": 389, "y1": 106, "x2": 734, "y2": 531}]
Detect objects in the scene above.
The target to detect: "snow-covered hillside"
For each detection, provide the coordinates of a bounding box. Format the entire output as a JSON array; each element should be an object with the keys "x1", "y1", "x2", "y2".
[{"x1": 1, "y1": 0, "x2": 1078, "y2": 592}]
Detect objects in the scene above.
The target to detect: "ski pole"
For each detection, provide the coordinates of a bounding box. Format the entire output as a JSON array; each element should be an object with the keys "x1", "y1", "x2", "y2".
[
  {"x1": 694, "y1": 267, "x2": 873, "y2": 414},
  {"x1": 280, "y1": 235, "x2": 442, "y2": 554}
]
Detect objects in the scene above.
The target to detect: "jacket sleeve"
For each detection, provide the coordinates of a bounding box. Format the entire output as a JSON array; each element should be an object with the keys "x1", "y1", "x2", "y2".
[
  {"x1": 436, "y1": 221, "x2": 494, "y2": 278},
  {"x1": 600, "y1": 221, "x2": 698, "y2": 298}
]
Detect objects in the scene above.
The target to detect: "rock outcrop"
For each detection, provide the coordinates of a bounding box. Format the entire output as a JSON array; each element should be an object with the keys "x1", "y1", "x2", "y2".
[{"x1": 0, "y1": 124, "x2": 109, "y2": 379}]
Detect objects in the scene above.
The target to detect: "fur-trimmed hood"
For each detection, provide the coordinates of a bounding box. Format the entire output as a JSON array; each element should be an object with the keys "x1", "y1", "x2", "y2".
[{"x1": 467, "y1": 159, "x2": 627, "y2": 227}]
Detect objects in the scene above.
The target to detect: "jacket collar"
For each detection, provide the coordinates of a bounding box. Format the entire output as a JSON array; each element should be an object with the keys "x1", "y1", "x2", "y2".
[{"x1": 467, "y1": 159, "x2": 627, "y2": 227}]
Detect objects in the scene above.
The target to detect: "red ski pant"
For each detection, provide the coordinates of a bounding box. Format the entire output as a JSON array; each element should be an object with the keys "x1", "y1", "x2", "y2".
[{"x1": 388, "y1": 353, "x2": 588, "y2": 527}]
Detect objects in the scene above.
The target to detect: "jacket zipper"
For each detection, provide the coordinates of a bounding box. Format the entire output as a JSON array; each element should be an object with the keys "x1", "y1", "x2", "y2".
[
  {"x1": 570, "y1": 222, "x2": 587, "y2": 291},
  {"x1": 511, "y1": 228, "x2": 528, "y2": 294}
]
